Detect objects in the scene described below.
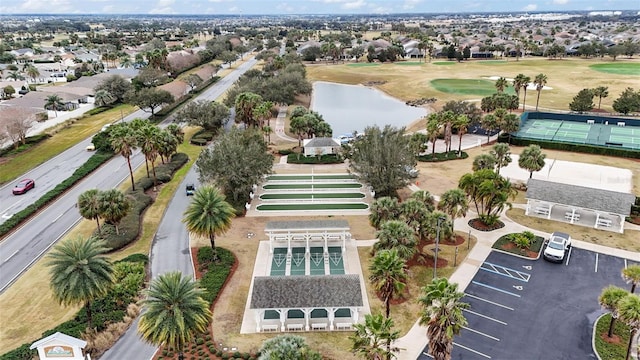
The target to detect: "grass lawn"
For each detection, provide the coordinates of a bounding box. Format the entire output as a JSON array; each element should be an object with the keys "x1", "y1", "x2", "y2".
[
  {"x1": 431, "y1": 78, "x2": 515, "y2": 96},
  {"x1": 305, "y1": 57, "x2": 640, "y2": 112},
  {"x1": 0, "y1": 104, "x2": 136, "y2": 184},
  {"x1": 256, "y1": 203, "x2": 369, "y2": 211},
  {"x1": 594, "y1": 313, "x2": 631, "y2": 360},
  {"x1": 589, "y1": 62, "x2": 640, "y2": 76}
]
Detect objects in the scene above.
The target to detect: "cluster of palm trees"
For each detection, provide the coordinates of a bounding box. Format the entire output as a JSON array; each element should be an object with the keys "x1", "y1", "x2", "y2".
[
  {"x1": 108, "y1": 120, "x2": 184, "y2": 191},
  {"x1": 510, "y1": 73, "x2": 548, "y2": 111},
  {"x1": 423, "y1": 110, "x2": 471, "y2": 157},
  {"x1": 77, "y1": 188, "x2": 131, "y2": 236},
  {"x1": 289, "y1": 105, "x2": 333, "y2": 147},
  {"x1": 598, "y1": 265, "x2": 640, "y2": 360},
  {"x1": 351, "y1": 191, "x2": 470, "y2": 359}
]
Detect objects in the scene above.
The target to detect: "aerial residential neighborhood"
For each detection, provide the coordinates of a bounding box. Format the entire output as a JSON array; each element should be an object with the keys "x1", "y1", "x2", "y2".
[{"x1": 0, "y1": 4, "x2": 639, "y2": 360}]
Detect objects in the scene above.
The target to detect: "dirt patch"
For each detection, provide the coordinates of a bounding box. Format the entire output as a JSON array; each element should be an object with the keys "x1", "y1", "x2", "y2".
[
  {"x1": 468, "y1": 218, "x2": 505, "y2": 232},
  {"x1": 600, "y1": 333, "x2": 621, "y2": 344},
  {"x1": 500, "y1": 242, "x2": 538, "y2": 259}
]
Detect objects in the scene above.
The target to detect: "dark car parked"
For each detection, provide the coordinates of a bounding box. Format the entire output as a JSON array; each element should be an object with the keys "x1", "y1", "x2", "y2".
[
  {"x1": 186, "y1": 183, "x2": 196, "y2": 196},
  {"x1": 13, "y1": 179, "x2": 35, "y2": 195}
]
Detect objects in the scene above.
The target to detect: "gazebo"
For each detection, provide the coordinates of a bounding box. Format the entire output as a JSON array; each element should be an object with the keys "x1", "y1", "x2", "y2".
[
  {"x1": 524, "y1": 179, "x2": 636, "y2": 233},
  {"x1": 250, "y1": 275, "x2": 363, "y2": 332}
]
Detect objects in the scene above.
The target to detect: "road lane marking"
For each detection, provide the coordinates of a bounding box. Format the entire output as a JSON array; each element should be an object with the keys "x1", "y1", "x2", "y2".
[
  {"x1": 464, "y1": 293, "x2": 514, "y2": 311},
  {"x1": 472, "y1": 281, "x2": 521, "y2": 298},
  {"x1": 463, "y1": 326, "x2": 500, "y2": 341},
  {"x1": 463, "y1": 309, "x2": 507, "y2": 325},
  {"x1": 595, "y1": 253, "x2": 599, "y2": 273},
  {"x1": 453, "y1": 342, "x2": 492, "y2": 358},
  {"x1": 52, "y1": 213, "x2": 64, "y2": 223},
  {"x1": 3, "y1": 250, "x2": 19, "y2": 262}
]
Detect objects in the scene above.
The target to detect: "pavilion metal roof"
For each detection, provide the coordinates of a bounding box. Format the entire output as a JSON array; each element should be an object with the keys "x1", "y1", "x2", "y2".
[
  {"x1": 526, "y1": 179, "x2": 636, "y2": 215},
  {"x1": 250, "y1": 274, "x2": 362, "y2": 309}
]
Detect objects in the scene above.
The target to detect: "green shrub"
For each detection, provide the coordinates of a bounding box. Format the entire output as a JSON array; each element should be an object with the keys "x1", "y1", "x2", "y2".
[
  {"x1": 101, "y1": 190, "x2": 153, "y2": 251},
  {"x1": 198, "y1": 247, "x2": 235, "y2": 305},
  {"x1": 286, "y1": 153, "x2": 343, "y2": 164},
  {"x1": 594, "y1": 313, "x2": 630, "y2": 360},
  {"x1": 86, "y1": 107, "x2": 110, "y2": 115},
  {"x1": 190, "y1": 137, "x2": 208, "y2": 146},
  {"x1": 278, "y1": 149, "x2": 294, "y2": 155},
  {"x1": 198, "y1": 247, "x2": 216, "y2": 267},
  {"x1": 0, "y1": 343, "x2": 36, "y2": 360},
  {"x1": 508, "y1": 233, "x2": 531, "y2": 249},
  {"x1": 136, "y1": 176, "x2": 155, "y2": 191},
  {"x1": 493, "y1": 233, "x2": 545, "y2": 256},
  {"x1": 418, "y1": 151, "x2": 469, "y2": 162}
]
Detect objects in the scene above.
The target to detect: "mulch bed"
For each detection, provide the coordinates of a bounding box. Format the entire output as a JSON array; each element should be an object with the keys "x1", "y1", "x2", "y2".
[
  {"x1": 468, "y1": 218, "x2": 505, "y2": 232},
  {"x1": 499, "y1": 242, "x2": 538, "y2": 259}
]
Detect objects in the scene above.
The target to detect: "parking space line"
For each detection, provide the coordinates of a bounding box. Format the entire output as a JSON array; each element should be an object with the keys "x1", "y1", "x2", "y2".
[
  {"x1": 422, "y1": 352, "x2": 434, "y2": 358},
  {"x1": 464, "y1": 293, "x2": 514, "y2": 311},
  {"x1": 453, "y1": 342, "x2": 492, "y2": 359},
  {"x1": 463, "y1": 309, "x2": 507, "y2": 325},
  {"x1": 595, "y1": 253, "x2": 599, "y2": 273},
  {"x1": 472, "y1": 281, "x2": 521, "y2": 298},
  {"x1": 463, "y1": 326, "x2": 500, "y2": 341},
  {"x1": 565, "y1": 246, "x2": 573, "y2": 266},
  {"x1": 481, "y1": 262, "x2": 530, "y2": 282}
]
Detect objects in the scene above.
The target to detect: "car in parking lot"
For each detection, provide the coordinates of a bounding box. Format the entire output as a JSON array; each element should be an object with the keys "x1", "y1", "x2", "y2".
[
  {"x1": 185, "y1": 183, "x2": 196, "y2": 196},
  {"x1": 12, "y1": 179, "x2": 35, "y2": 195},
  {"x1": 543, "y1": 231, "x2": 572, "y2": 262}
]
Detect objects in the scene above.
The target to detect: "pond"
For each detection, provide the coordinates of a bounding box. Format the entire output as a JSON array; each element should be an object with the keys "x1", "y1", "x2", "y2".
[{"x1": 311, "y1": 81, "x2": 428, "y2": 137}]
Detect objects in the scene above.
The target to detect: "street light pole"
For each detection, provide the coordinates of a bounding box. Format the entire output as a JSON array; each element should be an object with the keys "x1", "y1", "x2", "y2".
[{"x1": 433, "y1": 217, "x2": 444, "y2": 279}]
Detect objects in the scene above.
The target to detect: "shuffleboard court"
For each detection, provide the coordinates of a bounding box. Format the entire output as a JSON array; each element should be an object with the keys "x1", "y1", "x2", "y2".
[
  {"x1": 256, "y1": 203, "x2": 369, "y2": 211},
  {"x1": 267, "y1": 174, "x2": 356, "y2": 181},
  {"x1": 263, "y1": 183, "x2": 362, "y2": 190},
  {"x1": 260, "y1": 192, "x2": 365, "y2": 200}
]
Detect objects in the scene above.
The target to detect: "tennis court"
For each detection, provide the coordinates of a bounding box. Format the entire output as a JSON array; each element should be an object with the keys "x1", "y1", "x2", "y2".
[{"x1": 516, "y1": 114, "x2": 640, "y2": 150}]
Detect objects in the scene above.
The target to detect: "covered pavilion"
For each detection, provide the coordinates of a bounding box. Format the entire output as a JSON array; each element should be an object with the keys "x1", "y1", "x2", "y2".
[{"x1": 264, "y1": 219, "x2": 351, "y2": 254}]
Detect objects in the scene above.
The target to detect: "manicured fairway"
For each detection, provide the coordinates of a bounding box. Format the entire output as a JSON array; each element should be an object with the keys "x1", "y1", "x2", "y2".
[
  {"x1": 589, "y1": 63, "x2": 640, "y2": 76},
  {"x1": 260, "y1": 192, "x2": 365, "y2": 200},
  {"x1": 431, "y1": 78, "x2": 515, "y2": 96},
  {"x1": 256, "y1": 203, "x2": 369, "y2": 211},
  {"x1": 267, "y1": 174, "x2": 356, "y2": 181},
  {"x1": 263, "y1": 183, "x2": 362, "y2": 190}
]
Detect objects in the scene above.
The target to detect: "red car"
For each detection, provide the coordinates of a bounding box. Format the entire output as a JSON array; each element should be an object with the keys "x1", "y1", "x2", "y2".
[{"x1": 12, "y1": 179, "x2": 35, "y2": 195}]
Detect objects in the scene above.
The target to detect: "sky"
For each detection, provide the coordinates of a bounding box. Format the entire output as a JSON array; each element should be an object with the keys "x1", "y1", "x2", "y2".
[{"x1": 1, "y1": 0, "x2": 638, "y2": 15}]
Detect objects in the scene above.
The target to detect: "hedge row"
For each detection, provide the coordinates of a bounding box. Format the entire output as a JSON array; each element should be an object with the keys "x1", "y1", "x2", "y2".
[
  {"x1": 499, "y1": 134, "x2": 640, "y2": 159},
  {"x1": 0, "y1": 254, "x2": 148, "y2": 360},
  {"x1": 286, "y1": 153, "x2": 344, "y2": 164},
  {"x1": 190, "y1": 129, "x2": 215, "y2": 146},
  {"x1": 0, "y1": 134, "x2": 51, "y2": 157},
  {"x1": 84, "y1": 106, "x2": 110, "y2": 116},
  {"x1": 197, "y1": 247, "x2": 235, "y2": 305},
  {"x1": 418, "y1": 151, "x2": 469, "y2": 162},
  {"x1": 0, "y1": 151, "x2": 114, "y2": 238}
]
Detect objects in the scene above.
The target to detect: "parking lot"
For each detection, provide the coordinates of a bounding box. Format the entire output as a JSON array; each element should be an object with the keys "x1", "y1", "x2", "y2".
[{"x1": 418, "y1": 248, "x2": 639, "y2": 360}]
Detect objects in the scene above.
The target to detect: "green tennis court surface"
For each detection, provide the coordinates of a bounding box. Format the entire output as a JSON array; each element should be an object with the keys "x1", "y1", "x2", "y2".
[{"x1": 516, "y1": 118, "x2": 640, "y2": 150}]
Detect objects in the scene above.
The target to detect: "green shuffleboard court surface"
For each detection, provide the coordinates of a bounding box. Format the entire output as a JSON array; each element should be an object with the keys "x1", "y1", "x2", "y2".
[
  {"x1": 267, "y1": 174, "x2": 356, "y2": 181},
  {"x1": 270, "y1": 248, "x2": 287, "y2": 276},
  {"x1": 310, "y1": 247, "x2": 325, "y2": 275},
  {"x1": 256, "y1": 203, "x2": 369, "y2": 211},
  {"x1": 328, "y1": 246, "x2": 345, "y2": 274},
  {"x1": 290, "y1": 247, "x2": 306, "y2": 276},
  {"x1": 260, "y1": 192, "x2": 365, "y2": 200},
  {"x1": 263, "y1": 183, "x2": 362, "y2": 190}
]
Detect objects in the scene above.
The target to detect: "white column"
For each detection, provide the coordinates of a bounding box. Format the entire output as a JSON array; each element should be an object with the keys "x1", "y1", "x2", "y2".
[
  {"x1": 594, "y1": 213, "x2": 601, "y2": 229},
  {"x1": 279, "y1": 309, "x2": 286, "y2": 332},
  {"x1": 255, "y1": 310, "x2": 263, "y2": 333},
  {"x1": 304, "y1": 308, "x2": 310, "y2": 331},
  {"x1": 619, "y1": 215, "x2": 625, "y2": 234},
  {"x1": 269, "y1": 233, "x2": 273, "y2": 254},
  {"x1": 352, "y1": 308, "x2": 359, "y2": 324},
  {"x1": 329, "y1": 308, "x2": 335, "y2": 331},
  {"x1": 525, "y1": 199, "x2": 531, "y2": 215},
  {"x1": 287, "y1": 232, "x2": 292, "y2": 255},
  {"x1": 547, "y1": 204, "x2": 553, "y2": 219},
  {"x1": 570, "y1": 209, "x2": 576, "y2": 224}
]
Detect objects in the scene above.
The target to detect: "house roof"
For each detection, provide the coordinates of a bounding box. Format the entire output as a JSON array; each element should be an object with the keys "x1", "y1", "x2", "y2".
[
  {"x1": 304, "y1": 137, "x2": 339, "y2": 148},
  {"x1": 265, "y1": 220, "x2": 350, "y2": 231},
  {"x1": 250, "y1": 274, "x2": 363, "y2": 309},
  {"x1": 30, "y1": 332, "x2": 87, "y2": 349},
  {"x1": 525, "y1": 179, "x2": 636, "y2": 215}
]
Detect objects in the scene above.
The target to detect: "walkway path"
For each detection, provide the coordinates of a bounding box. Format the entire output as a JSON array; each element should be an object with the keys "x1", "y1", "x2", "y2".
[{"x1": 273, "y1": 106, "x2": 298, "y2": 142}]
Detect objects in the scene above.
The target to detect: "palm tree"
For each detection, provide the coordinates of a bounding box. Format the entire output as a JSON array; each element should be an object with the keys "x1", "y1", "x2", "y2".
[
  {"x1": 437, "y1": 189, "x2": 469, "y2": 235},
  {"x1": 410, "y1": 190, "x2": 436, "y2": 212},
  {"x1": 234, "y1": 92, "x2": 263, "y2": 128},
  {"x1": 622, "y1": 265, "x2": 640, "y2": 293},
  {"x1": 618, "y1": 294, "x2": 640, "y2": 360},
  {"x1": 78, "y1": 189, "x2": 103, "y2": 235},
  {"x1": 418, "y1": 278, "x2": 469, "y2": 360},
  {"x1": 426, "y1": 113, "x2": 441, "y2": 157},
  {"x1": 166, "y1": 123, "x2": 185, "y2": 144},
  {"x1": 369, "y1": 197, "x2": 401, "y2": 230},
  {"x1": 370, "y1": 249, "x2": 408, "y2": 320},
  {"x1": 374, "y1": 220, "x2": 417, "y2": 261},
  {"x1": 45, "y1": 94, "x2": 66, "y2": 117},
  {"x1": 494, "y1": 77, "x2": 509, "y2": 93},
  {"x1": 520, "y1": 75, "x2": 532, "y2": 111},
  {"x1": 182, "y1": 186, "x2": 235, "y2": 257},
  {"x1": 491, "y1": 143, "x2": 512, "y2": 174},
  {"x1": 351, "y1": 313, "x2": 400, "y2": 360},
  {"x1": 453, "y1": 114, "x2": 470, "y2": 156},
  {"x1": 472, "y1": 153, "x2": 497, "y2": 171},
  {"x1": 137, "y1": 124, "x2": 161, "y2": 189},
  {"x1": 157, "y1": 130, "x2": 179, "y2": 164},
  {"x1": 512, "y1": 74, "x2": 528, "y2": 106},
  {"x1": 98, "y1": 189, "x2": 130, "y2": 235},
  {"x1": 593, "y1": 86, "x2": 609, "y2": 110},
  {"x1": 518, "y1": 144, "x2": 546, "y2": 179},
  {"x1": 500, "y1": 113, "x2": 520, "y2": 142},
  {"x1": 138, "y1": 272, "x2": 212, "y2": 360},
  {"x1": 94, "y1": 89, "x2": 116, "y2": 107},
  {"x1": 46, "y1": 236, "x2": 114, "y2": 330},
  {"x1": 533, "y1": 73, "x2": 548, "y2": 111},
  {"x1": 25, "y1": 65, "x2": 39, "y2": 83},
  {"x1": 400, "y1": 198, "x2": 431, "y2": 241},
  {"x1": 110, "y1": 123, "x2": 138, "y2": 190},
  {"x1": 7, "y1": 70, "x2": 24, "y2": 81},
  {"x1": 480, "y1": 114, "x2": 498, "y2": 144},
  {"x1": 598, "y1": 285, "x2": 628, "y2": 338},
  {"x1": 259, "y1": 335, "x2": 322, "y2": 360}
]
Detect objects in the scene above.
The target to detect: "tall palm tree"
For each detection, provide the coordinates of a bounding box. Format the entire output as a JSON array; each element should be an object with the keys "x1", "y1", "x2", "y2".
[
  {"x1": 138, "y1": 272, "x2": 212, "y2": 360},
  {"x1": 426, "y1": 113, "x2": 441, "y2": 157},
  {"x1": 453, "y1": 114, "x2": 470, "y2": 156},
  {"x1": 618, "y1": 294, "x2": 640, "y2": 360},
  {"x1": 418, "y1": 278, "x2": 469, "y2": 360},
  {"x1": 518, "y1": 144, "x2": 546, "y2": 179},
  {"x1": 500, "y1": 113, "x2": 520, "y2": 142},
  {"x1": 491, "y1": 143, "x2": 512, "y2": 174},
  {"x1": 410, "y1": 190, "x2": 436, "y2": 212},
  {"x1": 369, "y1": 197, "x2": 401, "y2": 230},
  {"x1": 512, "y1": 73, "x2": 528, "y2": 106},
  {"x1": 437, "y1": 188, "x2": 469, "y2": 235},
  {"x1": 94, "y1": 89, "x2": 116, "y2": 107},
  {"x1": 351, "y1": 313, "x2": 400, "y2": 360},
  {"x1": 109, "y1": 123, "x2": 138, "y2": 190},
  {"x1": 137, "y1": 123, "x2": 161, "y2": 189},
  {"x1": 182, "y1": 186, "x2": 235, "y2": 257},
  {"x1": 166, "y1": 123, "x2": 185, "y2": 145},
  {"x1": 520, "y1": 75, "x2": 532, "y2": 111},
  {"x1": 370, "y1": 249, "x2": 408, "y2": 320},
  {"x1": 7, "y1": 70, "x2": 24, "y2": 81},
  {"x1": 25, "y1": 65, "x2": 39, "y2": 83},
  {"x1": 45, "y1": 94, "x2": 66, "y2": 117},
  {"x1": 598, "y1": 285, "x2": 628, "y2": 338},
  {"x1": 374, "y1": 220, "x2": 417, "y2": 261},
  {"x1": 400, "y1": 198, "x2": 431, "y2": 242},
  {"x1": 46, "y1": 236, "x2": 114, "y2": 330},
  {"x1": 480, "y1": 114, "x2": 498, "y2": 144},
  {"x1": 98, "y1": 189, "x2": 130, "y2": 235},
  {"x1": 533, "y1": 73, "x2": 548, "y2": 111},
  {"x1": 622, "y1": 265, "x2": 640, "y2": 293},
  {"x1": 494, "y1": 77, "x2": 509, "y2": 93},
  {"x1": 593, "y1": 86, "x2": 609, "y2": 110},
  {"x1": 472, "y1": 153, "x2": 497, "y2": 171},
  {"x1": 157, "y1": 129, "x2": 179, "y2": 163},
  {"x1": 78, "y1": 189, "x2": 103, "y2": 235},
  {"x1": 234, "y1": 92, "x2": 263, "y2": 128}
]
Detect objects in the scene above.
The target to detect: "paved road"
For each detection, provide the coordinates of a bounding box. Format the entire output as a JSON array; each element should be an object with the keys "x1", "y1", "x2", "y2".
[{"x1": 0, "y1": 57, "x2": 257, "y2": 294}]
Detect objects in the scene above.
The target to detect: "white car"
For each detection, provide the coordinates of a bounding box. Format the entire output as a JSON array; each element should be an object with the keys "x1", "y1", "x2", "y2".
[{"x1": 543, "y1": 232, "x2": 572, "y2": 263}]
